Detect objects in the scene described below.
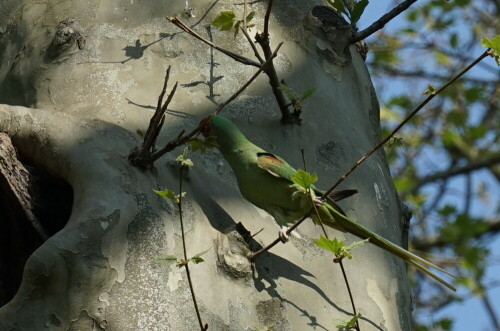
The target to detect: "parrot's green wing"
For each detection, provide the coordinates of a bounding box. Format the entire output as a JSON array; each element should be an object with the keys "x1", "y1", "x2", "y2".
[
  {"x1": 256, "y1": 152, "x2": 298, "y2": 180},
  {"x1": 257, "y1": 152, "x2": 358, "y2": 203}
]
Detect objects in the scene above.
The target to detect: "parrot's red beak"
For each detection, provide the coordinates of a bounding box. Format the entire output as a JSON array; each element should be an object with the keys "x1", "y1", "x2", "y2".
[{"x1": 199, "y1": 116, "x2": 212, "y2": 138}]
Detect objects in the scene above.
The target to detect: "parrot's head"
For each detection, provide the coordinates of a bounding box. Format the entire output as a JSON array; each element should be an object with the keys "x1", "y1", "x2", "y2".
[{"x1": 201, "y1": 115, "x2": 247, "y2": 152}]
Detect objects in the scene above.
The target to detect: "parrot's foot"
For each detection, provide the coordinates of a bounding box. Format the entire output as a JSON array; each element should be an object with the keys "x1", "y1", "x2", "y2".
[
  {"x1": 313, "y1": 197, "x2": 325, "y2": 207},
  {"x1": 279, "y1": 226, "x2": 290, "y2": 243}
]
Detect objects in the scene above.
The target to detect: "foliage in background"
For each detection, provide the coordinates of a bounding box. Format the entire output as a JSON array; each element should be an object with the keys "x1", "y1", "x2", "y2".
[{"x1": 365, "y1": 0, "x2": 499, "y2": 329}]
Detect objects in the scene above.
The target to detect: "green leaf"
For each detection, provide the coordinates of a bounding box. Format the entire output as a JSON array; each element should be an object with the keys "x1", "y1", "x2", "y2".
[
  {"x1": 327, "y1": 0, "x2": 349, "y2": 17},
  {"x1": 154, "y1": 189, "x2": 177, "y2": 200},
  {"x1": 253, "y1": 326, "x2": 273, "y2": 331},
  {"x1": 188, "y1": 136, "x2": 218, "y2": 153},
  {"x1": 156, "y1": 254, "x2": 178, "y2": 265},
  {"x1": 278, "y1": 84, "x2": 316, "y2": 111},
  {"x1": 176, "y1": 147, "x2": 188, "y2": 161},
  {"x1": 351, "y1": 0, "x2": 369, "y2": 24},
  {"x1": 182, "y1": 158, "x2": 194, "y2": 167},
  {"x1": 464, "y1": 86, "x2": 485, "y2": 103},
  {"x1": 333, "y1": 313, "x2": 361, "y2": 329},
  {"x1": 278, "y1": 84, "x2": 297, "y2": 101},
  {"x1": 441, "y1": 129, "x2": 461, "y2": 148},
  {"x1": 481, "y1": 35, "x2": 500, "y2": 65},
  {"x1": 176, "y1": 147, "x2": 194, "y2": 167},
  {"x1": 300, "y1": 88, "x2": 317, "y2": 101},
  {"x1": 433, "y1": 317, "x2": 453, "y2": 331},
  {"x1": 481, "y1": 35, "x2": 500, "y2": 52},
  {"x1": 449, "y1": 33, "x2": 458, "y2": 48},
  {"x1": 393, "y1": 176, "x2": 414, "y2": 192},
  {"x1": 467, "y1": 125, "x2": 487, "y2": 140},
  {"x1": 191, "y1": 256, "x2": 204, "y2": 264},
  {"x1": 387, "y1": 95, "x2": 412, "y2": 109},
  {"x1": 439, "y1": 214, "x2": 489, "y2": 243},
  {"x1": 211, "y1": 11, "x2": 236, "y2": 31},
  {"x1": 386, "y1": 136, "x2": 404, "y2": 148},
  {"x1": 344, "y1": 239, "x2": 369, "y2": 253},
  {"x1": 246, "y1": 11, "x2": 256, "y2": 23},
  {"x1": 422, "y1": 84, "x2": 436, "y2": 95},
  {"x1": 291, "y1": 169, "x2": 318, "y2": 189},
  {"x1": 154, "y1": 189, "x2": 186, "y2": 204},
  {"x1": 314, "y1": 236, "x2": 345, "y2": 255},
  {"x1": 190, "y1": 248, "x2": 211, "y2": 264},
  {"x1": 406, "y1": 9, "x2": 419, "y2": 22},
  {"x1": 437, "y1": 204, "x2": 457, "y2": 217},
  {"x1": 446, "y1": 109, "x2": 466, "y2": 126}
]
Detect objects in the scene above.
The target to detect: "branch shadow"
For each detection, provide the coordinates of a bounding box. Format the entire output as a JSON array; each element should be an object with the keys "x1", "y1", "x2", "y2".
[
  {"x1": 186, "y1": 178, "x2": 356, "y2": 329},
  {"x1": 179, "y1": 26, "x2": 224, "y2": 105},
  {"x1": 125, "y1": 98, "x2": 192, "y2": 118}
]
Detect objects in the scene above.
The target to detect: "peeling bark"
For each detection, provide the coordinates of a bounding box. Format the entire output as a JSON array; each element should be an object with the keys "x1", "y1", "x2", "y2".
[{"x1": 0, "y1": 0, "x2": 411, "y2": 329}]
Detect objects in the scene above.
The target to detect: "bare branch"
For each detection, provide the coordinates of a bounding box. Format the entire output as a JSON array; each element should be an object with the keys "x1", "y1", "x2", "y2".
[
  {"x1": 369, "y1": 62, "x2": 496, "y2": 84},
  {"x1": 253, "y1": 0, "x2": 298, "y2": 123},
  {"x1": 404, "y1": 153, "x2": 500, "y2": 195},
  {"x1": 412, "y1": 219, "x2": 500, "y2": 251},
  {"x1": 167, "y1": 17, "x2": 262, "y2": 68},
  {"x1": 352, "y1": 0, "x2": 418, "y2": 43},
  {"x1": 128, "y1": 66, "x2": 178, "y2": 168},
  {"x1": 321, "y1": 49, "x2": 491, "y2": 198},
  {"x1": 482, "y1": 291, "x2": 500, "y2": 330},
  {"x1": 263, "y1": 0, "x2": 273, "y2": 37},
  {"x1": 149, "y1": 43, "x2": 283, "y2": 163}
]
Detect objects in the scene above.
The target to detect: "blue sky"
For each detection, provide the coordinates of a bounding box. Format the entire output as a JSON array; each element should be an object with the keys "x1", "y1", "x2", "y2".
[{"x1": 356, "y1": 1, "x2": 500, "y2": 330}]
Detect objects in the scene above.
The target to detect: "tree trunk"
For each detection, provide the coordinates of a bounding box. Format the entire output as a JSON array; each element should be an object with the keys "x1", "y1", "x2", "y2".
[{"x1": 0, "y1": 0, "x2": 411, "y2": 330}]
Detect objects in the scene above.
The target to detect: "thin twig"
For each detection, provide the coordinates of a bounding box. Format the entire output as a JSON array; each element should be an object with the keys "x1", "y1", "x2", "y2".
[
  {"x1": 148, "y1": 43, "x2": 283, "y2": 163},
  {"x1": 351, "y1": 0, "x2": 418, "y2": 43},
  {"x1": 247, "y1": 212, "x2": 310, "y2": 260},
  {"x1": 178, "y1": 166, "x2": 208, "y2": 331},
  {"x1": 129, "y1": 66, "x2": 178, "y2": 168},
  {"x1": 215, "y1": 43, "x2": 282, "y2": 114},
  {"x1": 404, "y1": 153, "x2": 500, "y2": 195},
  {"x1": 249, "y1": 48, "x2": 491, "y2": 286},
  {"x1": 263, "y1": 0, "x2": 273, "y2": 37},
  {"x1": 242, "y1": 0, "x2": 265, "y2": 63},
  {"x1": 241, "y1": 27, "x2": 265, "y2": 64},
  {"x1": 321, "y1": 49, "x2": 491, "y2": 198},
  {"x1": 167, "y1": 17, "x2": 262, "y2": 68},
  {"x1": 412, "y1": 219, "x2": 500, "y2": 251},
  {"x1": 481, "y1": 289, "x2": 500, "y2": 330},
  {"x1": 254, "y1": 0, "x2": 297, "y2": 123},
  {"x1": 308, "y1": 191, "x2": 361, "y2": 331},
  {"x1": 338, "y1": 260, "x2": 361, "y2": 331}
]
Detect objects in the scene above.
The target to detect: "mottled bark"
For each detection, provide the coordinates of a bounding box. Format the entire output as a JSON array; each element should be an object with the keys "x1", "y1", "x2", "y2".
[{"x1": 0, "y1": 0, "x2": 411, "y2": 330}]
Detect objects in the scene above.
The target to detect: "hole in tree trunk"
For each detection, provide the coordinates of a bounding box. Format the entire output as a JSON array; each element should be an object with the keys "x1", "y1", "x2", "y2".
[{"x1": 0, "y1": 149, "x2": 73, "y2": 307}]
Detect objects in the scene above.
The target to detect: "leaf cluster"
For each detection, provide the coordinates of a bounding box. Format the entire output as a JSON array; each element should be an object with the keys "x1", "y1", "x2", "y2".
[
  {"x1": 327, "y1": 0, "x2": 369, "y2": 25},
  {"x1": 368, "y1": 0, "x2": 500, "y2": 327},
  {"x1": 211, "y1": 10, "x2": 256, "y2": 38},
  {"x1": 157, "y1": 249, "x2": 210, "y2": 268},
  {"x1": 314, "y1": 236, "x2": 368, "y2": 259},
  {"x1": 333, "y1": 313, "x2": 362, "y2": 330},
  {"x1": 278, "y1": 84, "x2": 316, "y2": 112}
]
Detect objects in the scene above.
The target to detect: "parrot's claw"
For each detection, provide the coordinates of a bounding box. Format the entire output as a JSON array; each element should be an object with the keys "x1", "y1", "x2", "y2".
[
  {"x1": 279, "y1": 226, "x2": 290, "y2": 243},
  {"x1": 313, "y1": 197, "x2": 325, "y2": 207}
]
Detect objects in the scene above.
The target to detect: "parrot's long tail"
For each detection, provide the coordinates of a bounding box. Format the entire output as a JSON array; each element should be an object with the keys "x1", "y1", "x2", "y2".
[{"x1": 322, "y1": 199, "x2": 457, "y2": 291}]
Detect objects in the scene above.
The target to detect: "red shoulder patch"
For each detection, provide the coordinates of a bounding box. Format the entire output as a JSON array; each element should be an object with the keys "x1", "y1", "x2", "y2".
[{"x1": 264, "y1": 156, "x2": 283, "y2": 164}]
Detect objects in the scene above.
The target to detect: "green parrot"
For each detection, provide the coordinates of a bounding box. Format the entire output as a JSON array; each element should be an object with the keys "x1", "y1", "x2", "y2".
[{"x1": 202, "y1": 115, "x2": 456, "y2": 291}]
